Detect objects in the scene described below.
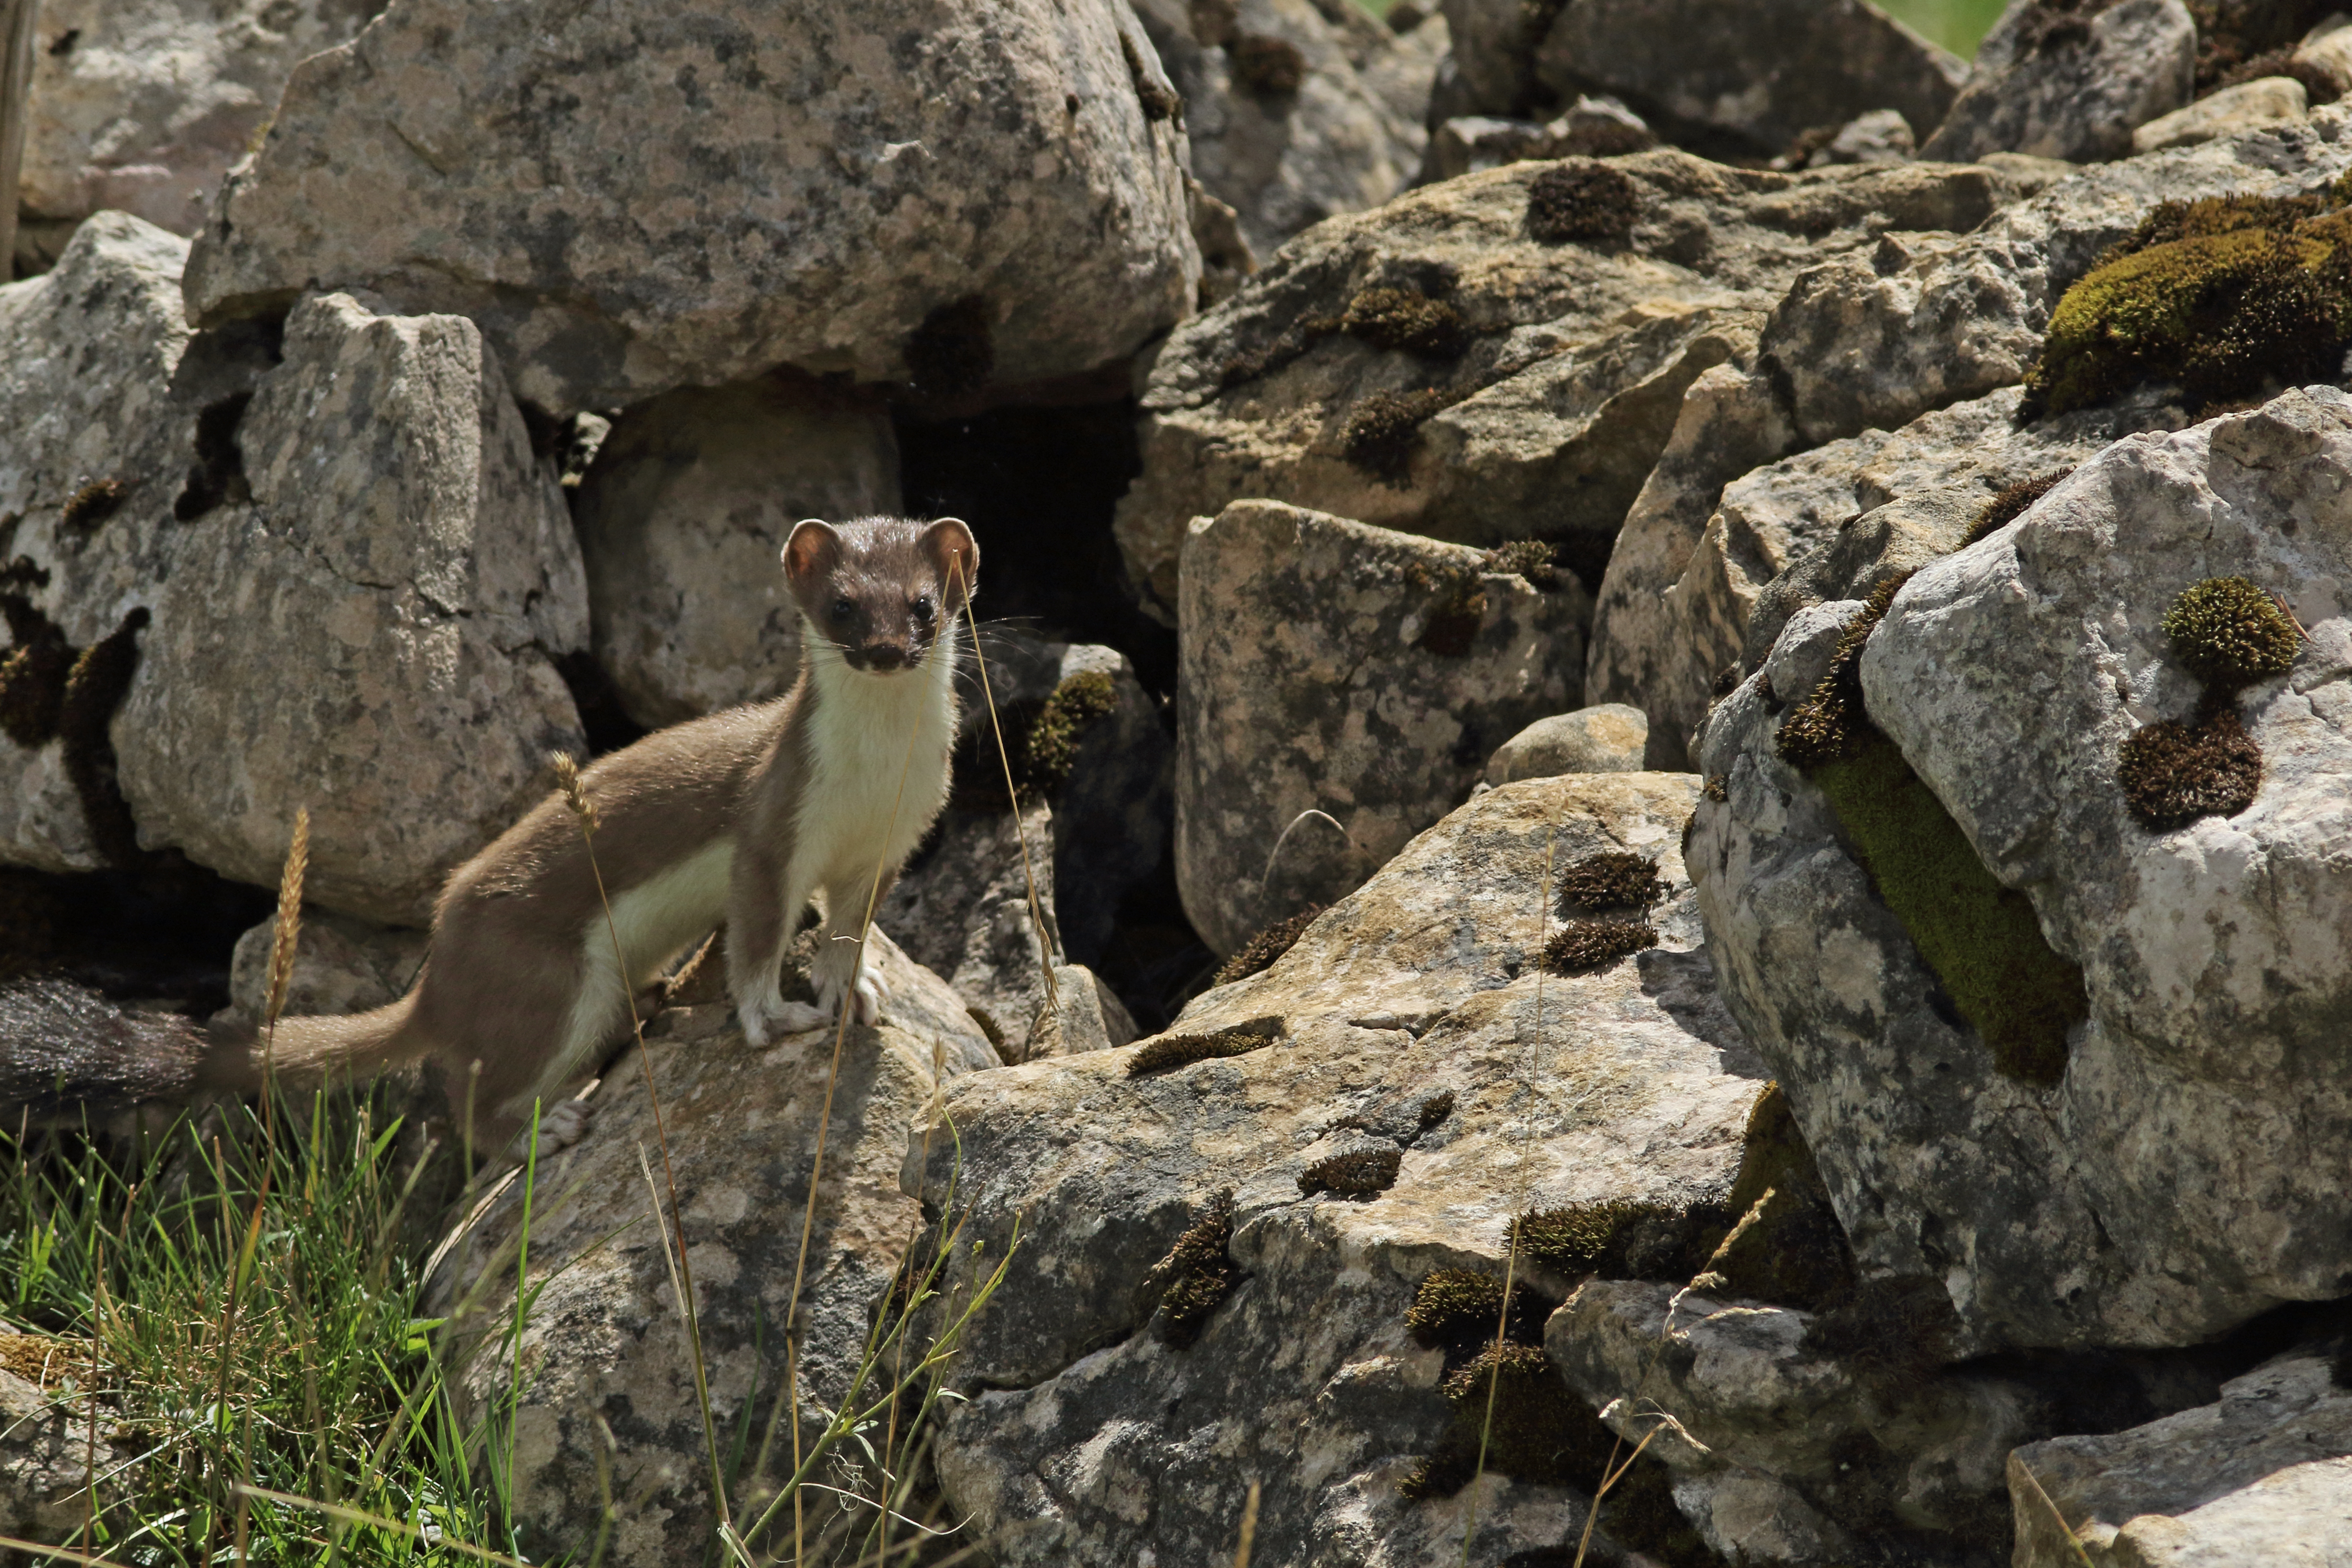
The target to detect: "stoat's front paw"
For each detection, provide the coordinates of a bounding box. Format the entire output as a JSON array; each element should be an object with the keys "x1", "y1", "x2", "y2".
[
  {"x1": 514, "y1": 1098, "x2": 594, "y2": 1163},
  {"x1": 813, "y1": 955, "x2": 888, "y2": 1027},
  {"x1": 738, "y1": 988, "x2": 829, "y2": 1046}
]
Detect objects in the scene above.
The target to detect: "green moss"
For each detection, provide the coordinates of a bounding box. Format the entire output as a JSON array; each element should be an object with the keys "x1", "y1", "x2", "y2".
[
  {"x1": 1481, "y1": 539, "x2": 1561, "y2": 589},
  {"x1": 2023, "y1": 225, "x2": 2352, "y2": 416},
  {"x1": 904, "y1": 294, "x2": 995, "y2": 396},
  {"x1": 1404, "y1": 1268, "x2": 1549, "y2": 1351},
  {"x1": 1812, "y1": 736, "x2": 2085, "y2": 1087},
  {"x1": 1342, "y1": 388, "x2": 1451, "y2": 483},
  {"x1": 1230, "y1": 32, "x2": 1305, "y2": 95},
  {"x1": 1543, "y1": 918, "x2": 1656, "y2": 974},
  {"x1": 1526, "y1": 160, "x2": 1641, "y2": 244},
  {"x1": 1020, "y1": 669, "x2": 1118, "y2": 796},
  {"x1": 1961, "y1": 468, "x2": 2073, "y2": 549},
  {"x1": 2161, "y1": 576, "x2": 2300, "y2": 687},
  {"x1": 1555, "y1": 851, "x2": 1662, "y2": 916},
  {"x1": 1704, "y1": 1083, "x2": 1855, "y2": 1311},
  {"x1": 1775, "y1": 573, "x2": 1910, "y2": 770},
  {"x1": 2118, "y1": 703, "x2": 2262, "y2": 830},
  {"x1": 1128, "y1": 1024, "x2": 1274, "y2": 1076},
  {"x1": 1211, "y1": 904, "x2": 1323, "y2": 987},
  {"x1": 1297, "y1": 1145, "x2": 1401, "y2": 1199},
  {"x1": 1515, "y1": 1198, "x2": 1659, "y2": 1273},
  {"x1": 1339, "y1": 286, "x2": 1467, "y2": 359},
  {"x1": 1144, "y1": 1189, "x2": 1238, "y2": 1348}
]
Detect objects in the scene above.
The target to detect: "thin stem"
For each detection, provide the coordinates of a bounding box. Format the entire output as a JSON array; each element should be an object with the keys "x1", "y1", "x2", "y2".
[{"x1": 954, "y1": 560, "x2": 1060, "y2": 1024}]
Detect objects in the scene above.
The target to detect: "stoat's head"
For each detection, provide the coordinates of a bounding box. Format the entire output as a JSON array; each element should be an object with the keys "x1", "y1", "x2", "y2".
[{"x1": 784, "y1": 515, "x2": 979, "y2": 676}]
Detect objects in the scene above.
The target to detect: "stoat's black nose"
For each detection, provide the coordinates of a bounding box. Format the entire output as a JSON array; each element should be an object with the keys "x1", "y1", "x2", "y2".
[{"x1": 863, "y1": 643, "x2": 909, "y2": 672}]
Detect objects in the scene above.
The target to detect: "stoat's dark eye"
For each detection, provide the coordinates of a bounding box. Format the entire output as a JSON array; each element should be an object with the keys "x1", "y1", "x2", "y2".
[
  {"x1": 911, "y1": 595, "x2": 935, "y2": 624},
  {"x1": 830, "y1": 597, "x2": 855, "y2": 622}
]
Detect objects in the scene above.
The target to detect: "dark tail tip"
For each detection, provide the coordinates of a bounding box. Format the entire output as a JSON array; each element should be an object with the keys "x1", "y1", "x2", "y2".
[{"x1": 0, "y1": 975, "x2": 206, "y2": 1115}]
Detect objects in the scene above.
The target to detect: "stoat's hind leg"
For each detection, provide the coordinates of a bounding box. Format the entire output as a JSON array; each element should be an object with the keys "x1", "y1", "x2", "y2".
[{"x1": 514, "y1": 1097, "x2": 596, "y2": 1163}]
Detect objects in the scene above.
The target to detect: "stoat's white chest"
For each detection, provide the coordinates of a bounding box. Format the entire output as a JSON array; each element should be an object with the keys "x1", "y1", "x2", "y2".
[{"x1": 794, "y1": 625, "x2": 961, "y2": 892}]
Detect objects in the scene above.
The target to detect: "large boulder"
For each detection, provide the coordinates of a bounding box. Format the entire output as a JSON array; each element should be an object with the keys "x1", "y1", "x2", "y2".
[
  {"x1": 1176, "y1": 500, "x2": 1588, "y2": 956},
  {"x1": 1921, "y1": 0, "x2": 2197, "y2": 164},
  {"x1": 181, "y1": 0, "x2": 1202, "y2": 412},
  {"x1": 12, "y1": 0, "x2": 382, "y2": 269},
  {"x1": 2009, "y1": 1347, "x2": 2352, "y2": 1567},
  {"x1": 113, "y1": 291, "x2": 588, "y2": 923},
  {"x1": 438, "y1": 931, "x2": 999, "y2": 1568},
  {"x1": 908, "y1": 772, "x2": 1825, "y2": 1566},
  {"x1": 1690, "y1": 385, "x2": 2352, "y2": 1352},
  {"x1": 1532, "y1": 0, "x2": 1966, "y2": 162},
  {"x1": 1132, "y1": 0, "x2": 1443, "y2": 258},
  {"x1": 1115, "y1": 148, "x2": 2005, "y2": 620},
  {"x1": 573, "y1": 374, "x2": 901, "y2": 729},
  {"x1": 1586, "y1": 112, "x2": 2352, "y2": 755}
]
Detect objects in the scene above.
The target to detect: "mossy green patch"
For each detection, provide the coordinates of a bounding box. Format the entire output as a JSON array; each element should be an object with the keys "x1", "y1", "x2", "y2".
[
  {"x1": 1812, "y1": 736, "x2": 2085, "y2": 1087},
  {"x1": 1144, "y1": 1189, "x2": 1238, "y2": 1349},
  {"x1": 1211, "y1": 904, "x2": 1324, "y2": 987},
  {"x1": 1404, "y1": 1268, "x2": 1550, "y2": 1352},
  {"x1": 2161, "y1": 576, "x2": 2300, "y2": 687},
  {"x1": 2023, "y1": 225, "x2": 2352, "y2": 416},
  {"x1": 1020, "y1": 668, "x2": 1118, "y2": 796},
  {"x1": 1517, "y1": 1198, "x2": 1657, "y2": 1273},
  {"x1": 1774, "y1": 573, "x2": 1909, "y2": 770}
]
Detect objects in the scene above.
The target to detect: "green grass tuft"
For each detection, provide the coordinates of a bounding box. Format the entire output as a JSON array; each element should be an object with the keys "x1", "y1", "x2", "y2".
[{"x1": 2161, "y1": 576, "x2": 2300, "y2": 687}]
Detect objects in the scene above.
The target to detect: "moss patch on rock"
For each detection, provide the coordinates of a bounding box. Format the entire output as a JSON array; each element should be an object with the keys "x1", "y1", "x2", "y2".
[
  {"x1": 2161, "y1": 576, "x2": 2300, "y2": 688},
  {"x1": 1211, "y1": 905, "x2": 1323, "y2": 988},
  {"x1": 2024, "y1": 212, "x2": 2352, "y2": 416},
  {"x1": 1961, "y1": 468, "x2": 2073, "y2": 548},
  {"x1": 1543, "y1": 918, "x2": 1657, "y2": 974},
  {"x1": 1400, "y1": 555, "x2": 1488, "y2": 657},
  {"x1": 1297, "y1": 1144, "x2": 1401, "y2": 1198},
  {"x1": 1339, "y1": 286, "x2": 1467, "y2": 359},
  {"x1": 1019, "y1": 668, "x2": 1118, "y2": 795},
  {"x1": 1342, "y1": 387, "x2": 1452, "y2": 483},
  {"x1": 1404, "y1": 1268, "x2": 1551, "y2": 1352},
  {"x1": 2118, "y1": 703, "x2": 2263, "y2": 830},
  {"x1": 1128, "y1": 1020, "x2": 1278, "y2": 1076},
  {"x1": 1526, "y1": 160, "x2": 1642, "y2": 244},
  {"x1": 1556, "y1": 851, "x2": 1663, "y2": 916},
  {"x1": 1231, "y1": 33, "x2": 1306, "y2": 96},
  {"x1": 1143, "y1": 1189, "x2": 1239, "y2": 1348},
  {"x1": 1774, "y1": 573, "x2": 1910, "y2": 770}
]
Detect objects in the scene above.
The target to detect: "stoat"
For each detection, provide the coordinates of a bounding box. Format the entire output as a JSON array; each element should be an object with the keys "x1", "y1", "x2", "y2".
[{"x1": 0, "y1": 516, "x2": 977, "y2": 1156}]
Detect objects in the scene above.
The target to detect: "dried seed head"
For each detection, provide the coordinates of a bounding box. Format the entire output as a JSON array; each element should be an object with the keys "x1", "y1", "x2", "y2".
[
  {"x1": 264, "y1": 807, "x2": 310, "y2": 1031},
  {"x1": 552, "y1": 750, "x2": 599, "y2": 834}
]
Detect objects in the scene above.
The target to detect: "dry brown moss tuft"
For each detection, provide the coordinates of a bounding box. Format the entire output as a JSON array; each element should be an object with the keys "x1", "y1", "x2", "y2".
[
  {"x1": 1144, "y1": 1189, "x2": 1239, "y2": 1348},
  {"x1": 1515, "y1": 1197, "x2": 1657, "y2": 1272},
  {"x1": 1231, "y1": 32, "x2": 1306, "y2": 94},
  {"x1": 2161, "y1": 576, "x2": 2301, "y2": 688},
  {"x1": 1120, "y1": 31, "x2": 1181, "y2": 121},
  {"x1": 1128, "y1": 1026, "x2": 1274, "y2": 1076},
  {"x1": 2118, "y1": 703, "x2": 2263, "y2": 830},
  {"x1": 1555, "y1": 851, "x2": 1663, "y2": 915},
  {"x1": 1297, "y1": 1144, "x2": 1401, "y2": 1199},
  {"x1": 1342, "y1": 387, "x2": 1451, "y2": 483},
  {"x1": 1526, "y1": 159, "x2": 1642, "y2": 243},
  {"x1": 1481, "y1": 539, "x2": 1560, "y2": 588},
  {"x1": 1961, "y1": 468, "x2": 2073, "y2": 548},
  {"x1": 1211, "y1": 905, "x2": 1324, "y2": 987},
  {"x1": 60, "y1": 478, "x2": 128, "y2": 534},
  {"x1": 1773, "y1": 572, "x2": 1911, "y2": 769},
  {"x1": 1339, "y1": 285, "x2": 1466, "y2": 359},
  {"x1": 1543, "y1": 918, "x2": 1657, "y2": 974},
  {"x1": 1404, "y1": 1268, "x2": 1550, "y2": 1351}
]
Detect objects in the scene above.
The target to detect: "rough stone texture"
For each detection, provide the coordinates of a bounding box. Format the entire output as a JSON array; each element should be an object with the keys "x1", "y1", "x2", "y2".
[
  {"x1": 1482, "y1": 703, "x2": 1647, "y2": 783},
  {"x1": 1920, "y1": 0, "x2": 2195, "y2": 164},
  {"x1": 1117, "y1": 150, "x2": 2008, "y2": 620},
  {"x1": 114, "y1": 291, "x2": 589, "y2": 924},
  {"x1": 1809, "y1": 107, "x2": 1918, "y2": 167},
  {"x1": 0, "y1": 1366, "x2": 122, "y2": 1549},
  {"x1": 1545, "y1": 1280, "x2": 2038, "y2": 1563},
  {"x1": 14, "y1": 0, "x2": 383, "y2": 258},
  {"x1": 1437, "y1": 0, "x2": 1541, "y2": 118},
  {"x1": 879, "y1": 798, "x2": 1066, "y2": 1057},
  {"x1": 2300, "y1": 15, "x2": 2352, "y2": 97},
  {"x1": 1691, "y1": 385, "x2": 2352, "y2": 1352},
  {"x1": 2011, "y1": 1350, "x2": 2352, "y2": 1567},
  {"x1": 1133, "y1": 0, "x2": 1442, "y2": 258},
  {"x1": 439, "y1": 930, "x2": 998, "y2": 1568},
  {"x1": 2133, "y1": 76, "x2": 2310, "y2": 154},
  {"x1": 574, "y1": 374, "x2": 900, "y2": 729},
  {"x1": 226, "y1": 909, "x2": 427, "y2": 1024},
  {"x1": 181, "y1": 0, "x2": 1202, "y2": 412},
  {"x1": 1176, "y1": 500, "x2": 1590, "y2": 956},
  {"x1": 1024, "y1": 962, "x2": 1141, "y2": 1060},
  {"x1": 1586, "y1": 114, "x2": 2352, "y2": 755},
  {"x1": 908, "y1": 772, "x2": 1777, "y2": 1566},
  {"x1": 1420, "y1": 97, "x2": 1656, "y2": 182},
  {"x1": 1531, "y1": 0, "x2": 1965, "y2": 162}
]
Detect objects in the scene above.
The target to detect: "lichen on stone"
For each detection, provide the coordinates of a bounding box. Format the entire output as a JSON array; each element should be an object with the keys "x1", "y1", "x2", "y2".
[
  {"x1": 1543, "y1": 917, "x2": 1657, "y2": 974},
  {"x1": 1341, "y1": 387, "x2": 1451, "y2": 483},
  {"x1": 1555, "y1": 851, "x2": 1663, "y2": 916},
  {"x1": 1297, "y1": 1144, "x2": 1400, "y2": 1199},
  {"x1": 1143, "y1": 1188, "x2": 1238, "y2": 1348},
  {"x1": 1337, "y1": 286, "x2": 1466, "y2": 359},
  {"x1": 1525, "y1": 159, "x2": 1642, "y2": 244},
  {"x1": 2118, "y1": 701, "x2": 2262, "y2": 830},
  {"x1": 1128, "y1": 1025, "x2": 1274, "y2": 1076},
  {"x1": 1211, "y1": 904, "x2": 1324, "y2": 987},
  {"x1": 1961, "y1": 467, "x2": 2073, "y2": 548},
  {"x1": 2160, "y1": 576, "x2": 2300, "y2": 687}
]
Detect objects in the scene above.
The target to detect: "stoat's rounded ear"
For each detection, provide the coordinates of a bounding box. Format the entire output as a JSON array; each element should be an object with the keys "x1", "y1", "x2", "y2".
[
  {"x1": 922, "y1": 516, "x2": 980, "y2": 608},
  {"x1": 783, "y1": 519, "x2": 842, "y2": 587}
]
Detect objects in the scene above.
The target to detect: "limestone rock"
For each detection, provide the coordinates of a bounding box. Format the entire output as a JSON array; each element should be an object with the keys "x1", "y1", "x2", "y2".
[
  {"x1": 181, "y1": 0, "x2": 1202, "y2": 412},
  {"x1": 1482, "y1": 703, "x2": 1646, "y2": 783},
  {"x1": 1420, "y1": 97, "x2": 1656, "y2": 181},
  {"x1": 879, "y1": 799, "x2": 1065, "y2": 1058},
  {"x1": 573, "y1": 374, "x2": 901, "y2": 729},
  {"x1": 438, "y1": 930, "x2": 998, "y2": 1568},
  {"x1": 1920, "y1": 0, "x2": 2195, "y2": 163},
  {"x1": 1531, "y1": 0, "x2": 1965, "y2": 162},
  {"x1": 1133, "y1": 0, "x2": 1441, "y2": 258},
  {"x1": 2132, "y1": 76, "x2": 2310, "y2": 154},
  {"x1": 907, "y1": 772, "x2": 1786, "y2": 1566},
  {"x1": 1117, "y1": 150, "x2": 2005, "y2": 620},
  {"x1": 1691, "y1": 385, "x2": 2352, "y2": 1352},
  {"x1": 14, "y1": 0, "x2": 382, "y2": 258},
  {"x1": 114, "y1": 292, "x2": 589, "y2": 924},
  {"x1": 2011, "y1": 1349, "x2": 2352, "y2": 1567},
  {"x1": 2298, "y1": 14, "x2": 2352, "y2": 97},
  {"x1": 1175, "y1": 500, "x2": 1590, "y2": 956},
  {"x1": 227, "y1": 910, "x2": 427, "y2": 1024},
  {"x1": 1587, "y1": 115, "x2": 2352, "y2": 752},
  {"x1": 0, "y1": 1365, "x2": 123, "y2": 1547}
]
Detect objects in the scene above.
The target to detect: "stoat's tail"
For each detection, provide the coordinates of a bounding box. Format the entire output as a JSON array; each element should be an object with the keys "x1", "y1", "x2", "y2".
[{"x1": 0, "y1": 976, "x2": 430, "y2": 1117}]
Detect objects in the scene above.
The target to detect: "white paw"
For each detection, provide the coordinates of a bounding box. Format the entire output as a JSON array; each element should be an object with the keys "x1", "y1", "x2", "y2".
[
  {"x1": 814, "y1": 956, "x2": 888, "y2": 1027},
  {"x1": 519, "y1": 1098, "x2": 593, "y2": 1162},
  {"x1": 738, "y1": 987, "x2": 830, "y2": 1045}
]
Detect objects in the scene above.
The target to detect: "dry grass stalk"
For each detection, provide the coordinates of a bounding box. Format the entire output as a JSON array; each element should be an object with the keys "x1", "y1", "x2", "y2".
[
  {"x1": 1231, "y1": 1478, "x2": 1262, "y2": 1568},
  {"x1": 2013, "y1": 1459, "x2": 2100, "y2": 1568},
  {"x1": 263, "y1": 807, "x2": 310, "y2": 1038}
]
